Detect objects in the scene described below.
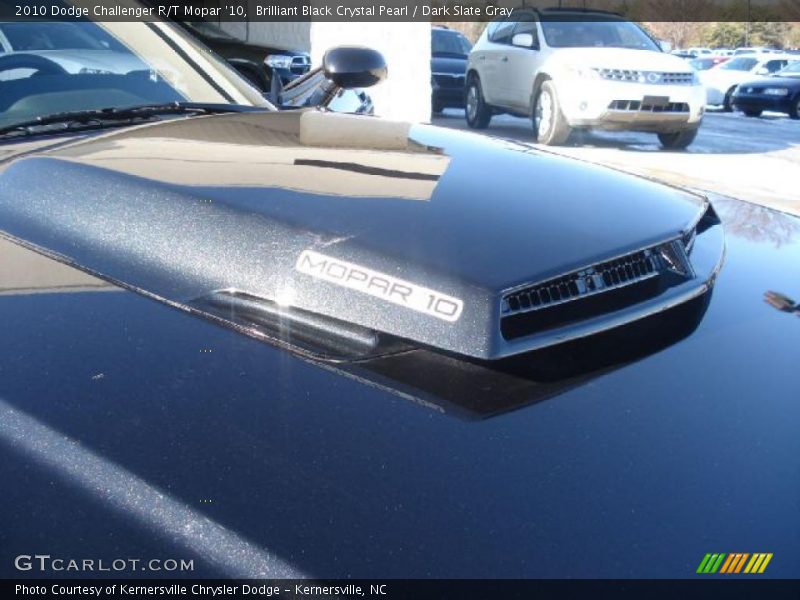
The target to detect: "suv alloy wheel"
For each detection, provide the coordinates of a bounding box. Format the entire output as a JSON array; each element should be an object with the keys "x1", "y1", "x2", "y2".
[
  {"x1": 465, "y1": 74, "x2": 492, "y2": 129},
  {"x1": 533, "y1": 81, "x2": 571, "y2": 145}
]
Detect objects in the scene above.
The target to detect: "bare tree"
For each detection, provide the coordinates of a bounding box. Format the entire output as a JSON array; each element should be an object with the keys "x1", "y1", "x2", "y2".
[{"x1": 645, "y1": 21, "x2": 705, "y2": 48}]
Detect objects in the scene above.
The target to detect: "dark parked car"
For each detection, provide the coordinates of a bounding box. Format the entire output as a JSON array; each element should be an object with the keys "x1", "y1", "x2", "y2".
[
  {"x1": 431, "y1": 25, "x2": 471, "y2": 113},
  {"x1": 0, "y1": 13, "x2": 798, "y2": 585},
  {"x1": 175, "y1": 19, "x2": 310, "y2": 90},
  {"x1": 732, "y1": 60, "x2": 800, "y2": 118}
]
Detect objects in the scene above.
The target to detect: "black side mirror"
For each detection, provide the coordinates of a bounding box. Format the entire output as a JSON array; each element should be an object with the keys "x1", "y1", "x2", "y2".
[{"x1": 322, "y1": 46, "x2": 387, "y2": 89}]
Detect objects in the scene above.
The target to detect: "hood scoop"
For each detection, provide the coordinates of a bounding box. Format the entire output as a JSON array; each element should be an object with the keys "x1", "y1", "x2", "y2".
[
  {"x1": 191, "y1": 289, "x2": 410, "y2": 361},
  {"x1": 0, "y1": 112, "x2": 724, "y2": 360}
]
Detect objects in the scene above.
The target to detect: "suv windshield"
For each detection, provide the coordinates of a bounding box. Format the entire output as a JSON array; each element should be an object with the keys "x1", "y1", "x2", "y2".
[
  {"x1": 720, "y1": 57, "x2": 758, "y2": 71},
  {"x1": 541, "y1": 19, "x2": 660, "y2": 51},
  {"x1": 431, "y1": 29, "x2": 472, "y2": 56},
  {"x1": 0, "y1": 18, "x2": 269, "y2": 131}
]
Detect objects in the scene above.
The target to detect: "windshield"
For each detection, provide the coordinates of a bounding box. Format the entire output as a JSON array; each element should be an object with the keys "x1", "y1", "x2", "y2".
[
  {"x1": 0, "y1": 21, "x2": 126, "y2": 51},
  {"x1": 720, "y1": 57, "x2": 758, "y2": 71},
  {"x1": 541, "y1": 19, "x2": 660, "y2": 51},
  {"x1": 0, "y1": 17, "x2": 270, "y2": 130},
  {"x1": 776, "y1": 60, "x2": 800, "y2": 77},
  {"x1": 431, "y1": 30, "x2": 472, "y2": 56}
]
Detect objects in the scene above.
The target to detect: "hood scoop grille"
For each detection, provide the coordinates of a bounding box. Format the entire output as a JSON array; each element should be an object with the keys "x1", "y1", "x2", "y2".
[{"x1": 500, "y1": 239, "x2": 695, "y2": 341}]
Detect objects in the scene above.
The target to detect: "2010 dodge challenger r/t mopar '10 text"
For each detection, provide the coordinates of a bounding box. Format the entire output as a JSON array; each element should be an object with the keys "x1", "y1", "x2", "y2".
[{"x1": 0, "y1": 5, "x2": 798, "y2": 585}]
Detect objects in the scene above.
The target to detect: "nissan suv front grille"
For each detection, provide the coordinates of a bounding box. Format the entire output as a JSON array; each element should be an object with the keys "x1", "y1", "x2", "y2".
[
  {"x1": 595, "y1": 69, "x2": 695, "y2": 85},
  {"x1": 609, "y1": 100, "x2": 690, "y2": 113}
]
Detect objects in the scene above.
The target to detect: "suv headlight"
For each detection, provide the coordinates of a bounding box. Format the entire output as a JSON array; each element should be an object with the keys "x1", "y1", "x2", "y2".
[
  {"x1": 265, "y1": 54, "x2": 294, "y2": 70},
  {"x1": 763, "y1": 87, "x2": 789, "y2": 96},
  {"x1": 564, "y1": 65, "x2": 601, "y2": 79}
]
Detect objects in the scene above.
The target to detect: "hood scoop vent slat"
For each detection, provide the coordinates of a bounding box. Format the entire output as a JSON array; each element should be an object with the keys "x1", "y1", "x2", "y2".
[{"x1": 500, "y1": 239, "x2": 695, "y2": 341}]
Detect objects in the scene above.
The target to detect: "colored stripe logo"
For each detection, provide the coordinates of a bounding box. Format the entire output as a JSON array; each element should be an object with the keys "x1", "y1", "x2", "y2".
[{"x1": 696, "y1": 553, "x2": 773, "y2": 574}]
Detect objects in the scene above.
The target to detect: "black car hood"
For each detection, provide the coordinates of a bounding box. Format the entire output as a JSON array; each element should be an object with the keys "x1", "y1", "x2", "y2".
[
  {"x1": 738, "y1": 76, "x2": 800, "y2": 88},
  {"x1": 0, "y1": 110, "x2": 714, "y2": 359},
  {"x1": 431, "y1": 55, "x2": 468, "y2": 74},
  {"x1": 0, "y1": 193, "x2": 797, "y2": 578}
]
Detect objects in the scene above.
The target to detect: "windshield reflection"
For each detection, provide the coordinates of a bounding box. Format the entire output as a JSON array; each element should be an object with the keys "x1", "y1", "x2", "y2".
[{"x1": 0, "y1": 15, "x2": 268, "y2": 129}]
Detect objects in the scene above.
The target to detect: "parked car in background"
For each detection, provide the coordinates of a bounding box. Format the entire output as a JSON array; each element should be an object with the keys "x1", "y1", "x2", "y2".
[
  {"x1": 687, "y1": 47, "x2": 712, "y2": 56},
  {"x1": 734, "y1": 47, "x2": 776, "y2": 55},
  {"x1": 0, "y1": 21, "x2": 147, "y2": 77},
  {"x1": 689, "y1": 56, "x2": 730, "y2": 71},
  {"x1": 671, "y1": 49, "x2": 696, "y2": 60},
  {"x1": 732, "y1": 60, "x2": 800, "y2": 118},
  {"x1": 700, "y1": 53, "x2": 795, "y2": 110},
  {"x1": 430, "y1": 25, "x2": 472, "y2": 114},
  {"x1": 173, "y1": 20, "x2": 310, "y2": 91},
  {"x1": 465, "y1": 9, "x2": 704, "y2": 148}
]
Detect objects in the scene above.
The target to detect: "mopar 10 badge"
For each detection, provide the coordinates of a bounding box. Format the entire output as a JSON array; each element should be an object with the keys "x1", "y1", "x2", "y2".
[{"x1": 296, "y1": 250, "x2": 463, "y2": 322}]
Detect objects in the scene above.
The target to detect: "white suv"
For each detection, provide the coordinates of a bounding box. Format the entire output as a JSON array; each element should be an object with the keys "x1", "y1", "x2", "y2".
[{"x1": 465, "y1": 9, "x2": 705, "y2": 149}]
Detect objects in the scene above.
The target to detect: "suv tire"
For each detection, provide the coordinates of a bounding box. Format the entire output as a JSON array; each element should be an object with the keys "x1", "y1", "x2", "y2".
[
  {"x1": 722, "y1": 87, "x2": 736, "y2": 112},
  {"x1": 657, "y1": 127, "x2": 699, "y2": 150},
  {"x1": 465, "y1": 75, "x2": 492, "y2": 129},
  {"x1": 790, "y1": 96, "x2": 800, "y2": 120},
  {"x1": 532, "y1": 81, "x2": 571, "y2": 146}
]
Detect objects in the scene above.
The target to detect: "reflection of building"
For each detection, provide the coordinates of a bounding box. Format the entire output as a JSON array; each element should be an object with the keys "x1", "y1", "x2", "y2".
[
  {"x1": 0, "y1": 237, "x2": 112, "y2": 295},
  {"x1": 56, "y1": 111, "x2": 449, "y2": 201}
]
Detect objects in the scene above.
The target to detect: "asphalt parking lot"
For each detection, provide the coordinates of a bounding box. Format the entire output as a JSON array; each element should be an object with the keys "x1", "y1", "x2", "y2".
[{"x1": 432, "y1": 109, "x2": 800, "y2": 217}]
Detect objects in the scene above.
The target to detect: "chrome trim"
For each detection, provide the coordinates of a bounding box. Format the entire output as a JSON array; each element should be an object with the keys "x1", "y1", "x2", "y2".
[{"x1": 595, "y1": 69, "x2": 695, "y2": 85}]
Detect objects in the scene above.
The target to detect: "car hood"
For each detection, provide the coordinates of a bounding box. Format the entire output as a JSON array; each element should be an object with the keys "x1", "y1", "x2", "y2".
[
  {"x1": 735, "y1": 76, "x2": 800, "y2": 88},
  {"x1": 0, "y1": 109, "x2": 712, "y2": 359},
  {"x1": 548, "y1": 47, "x2": 692, "y2": 72},
  {"x1": 0, "y1": 194, "x2": 796, "y2": 578}
]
